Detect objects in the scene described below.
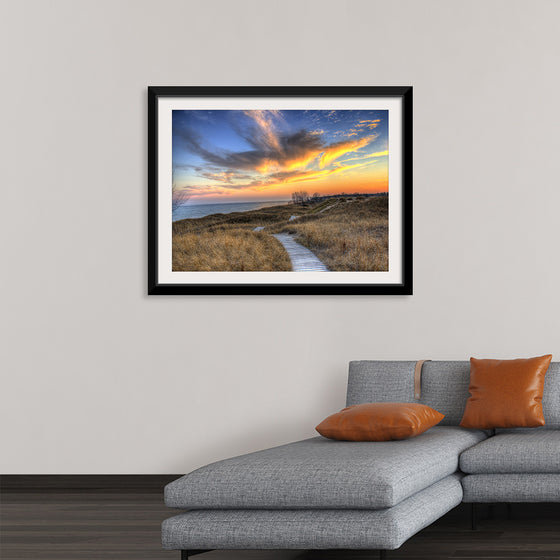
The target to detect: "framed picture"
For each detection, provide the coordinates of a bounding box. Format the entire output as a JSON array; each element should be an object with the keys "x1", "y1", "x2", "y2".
[{"x1": 148, "y1": 86, "x2": 412, "y2": 295}]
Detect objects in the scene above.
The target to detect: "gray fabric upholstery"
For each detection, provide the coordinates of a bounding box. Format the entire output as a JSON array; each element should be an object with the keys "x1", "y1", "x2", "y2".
[
  {"x1": 165, "y1": 427, "x2": 484, "y2": 510},
  {"x1": 347, "y1": 360, "x2": 560, "y2": 428},
  {"x1": 462, "y1": 474, "x2": 560, "y2": 502},
  {"x1": 542, "y1": 362, "x2": 560, "y2": 428},
  {"x1": 162, "y1": 359, "x2": 560, "y2": 554},
  {"x1": 347, "y1": 361, "x2": 418, "y2": 406},
  {"x1": 347, "y1": 361, "x2": 471, "y2": 425},
  {"x1": 460, "y1": 430, "x2": 560, "y2": 474},
  {"x1": 162, "y1": 474, "x2": 463, "y2": 551}
]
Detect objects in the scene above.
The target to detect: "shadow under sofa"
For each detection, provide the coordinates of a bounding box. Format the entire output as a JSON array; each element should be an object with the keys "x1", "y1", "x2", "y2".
[{"x1": 162, "y1": 360, "x2": 560, "y2": 559}]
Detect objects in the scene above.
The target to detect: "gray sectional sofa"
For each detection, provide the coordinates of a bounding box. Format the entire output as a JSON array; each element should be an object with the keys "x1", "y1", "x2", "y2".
[{"x1": 162, "y1": 360, "x2": 560, "y2": 559}]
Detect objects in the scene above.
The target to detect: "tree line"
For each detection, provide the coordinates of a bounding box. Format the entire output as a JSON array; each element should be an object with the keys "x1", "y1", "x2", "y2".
[{"x1": 291, "y1": 191, "x2": 320, "y2": 205}]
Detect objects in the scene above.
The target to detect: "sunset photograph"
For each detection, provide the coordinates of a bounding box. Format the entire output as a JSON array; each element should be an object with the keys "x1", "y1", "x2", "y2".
[{"x1": 171, "y1": 108, "x2": 390, "y2": 273}]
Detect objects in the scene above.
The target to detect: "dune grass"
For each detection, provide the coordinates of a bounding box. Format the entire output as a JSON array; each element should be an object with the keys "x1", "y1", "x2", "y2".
[
  {"x1": 172, "y1": 205, "x2": 295, "y2": 271},
  {"x1": 172, "y1": 195, "x2": 388, "y2": 272},
  {"x1": 173, "y1": 229, "x2": 292, "y2": 271},
  {"x1": 172, "y1": 203, "x2": 302, "y2": 237},
  {"x1": 268, "y1": 196, "x2": 388, "y2": 271}
]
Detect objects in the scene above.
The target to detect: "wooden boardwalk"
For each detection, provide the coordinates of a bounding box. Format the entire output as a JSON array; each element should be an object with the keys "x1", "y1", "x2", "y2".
[
  {"x1": 317, "y1": 203, "x2": 336, "y2": 214},
  {"x1": 272, "y1": 233, "x2": 328, "y2": 272}
]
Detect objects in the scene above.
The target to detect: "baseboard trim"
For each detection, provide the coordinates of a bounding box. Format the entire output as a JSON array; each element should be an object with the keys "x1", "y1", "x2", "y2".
[{"x1": 0, "y1": 474, "x2": 182, "y2": 491}]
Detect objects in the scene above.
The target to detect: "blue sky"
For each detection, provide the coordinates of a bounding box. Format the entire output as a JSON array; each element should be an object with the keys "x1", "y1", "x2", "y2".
[{"x1": 172, "y1": 109, "x2": 388, "y2": 203}]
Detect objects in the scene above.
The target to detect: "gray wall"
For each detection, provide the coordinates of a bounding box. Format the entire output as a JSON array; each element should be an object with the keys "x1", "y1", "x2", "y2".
[{"x1": 1, "y1": 0, "x2": 559, "y2": 474}]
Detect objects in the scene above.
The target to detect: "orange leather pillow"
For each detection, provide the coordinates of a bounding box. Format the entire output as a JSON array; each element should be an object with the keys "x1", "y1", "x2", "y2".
[
  {"x1": 460, "y1": 355, "x2": 552, "y2": 429},
  {"x1": 315, "y1": 402, "x2": 445, "y2": 442}
]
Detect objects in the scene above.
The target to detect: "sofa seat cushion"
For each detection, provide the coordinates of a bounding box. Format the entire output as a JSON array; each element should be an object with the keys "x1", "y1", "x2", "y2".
[
  {"x1": 165, "y1": 426, "x2": 485, "y2": 510},
  {"x1": 460, "y1": 430, "x2": 560, "y2": 474},
  {"x1": 462, "y1": 474, "x2": 560, "y2": 502},
  {"x1": 163, "y1": 474, "x2": 463, "y2": 551}
]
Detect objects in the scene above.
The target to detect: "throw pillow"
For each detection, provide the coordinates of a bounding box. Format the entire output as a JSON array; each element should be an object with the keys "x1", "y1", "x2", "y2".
[
  {"x1": 459, "y1": 355, "x2": 552, "y2": 429},
  {"x1": 316, "y1": 402, "x2": 445, "y2": 441}
]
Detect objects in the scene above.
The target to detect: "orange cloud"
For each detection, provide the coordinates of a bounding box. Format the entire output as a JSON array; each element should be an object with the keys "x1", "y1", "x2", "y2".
[
  {"x1": 249, "y1": 161, "x2": 369, "y2": 192},
  {"x1": 357, "y1": 119, "x2": 381, "y2": 129},
  {"x1": 340, "y1": 149, "x2": 389, "y2": 164},
  {"x1": 283, "y1": 150, "x2": 323, "y2": 171},
  {"x1": 368, "y1": 150, "x2": 388, "y2": 158},
  {"x1": 207, "y1": 160, "x2": 389, "y2": 200},
  {"x1": 178, "y1": 110, "x2": 388, "y2": 202},
  {"x1": 319, "y1": 136, "x2": 375, "y2": 168},
  {"x1": 255, "y1": 148, "x2": 323, "y2": 174}
]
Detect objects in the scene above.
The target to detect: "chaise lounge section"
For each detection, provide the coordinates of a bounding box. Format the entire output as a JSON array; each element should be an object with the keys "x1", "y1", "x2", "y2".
[
  {"x1": 163, "y1": 475, "x2": 463, "y2": 553},
  {"x1": 162, "y1": 360, "x2": 560, "y2": 558},
  {"x1": 164, "y1": 428, "x2": 485, "y2": 511}
]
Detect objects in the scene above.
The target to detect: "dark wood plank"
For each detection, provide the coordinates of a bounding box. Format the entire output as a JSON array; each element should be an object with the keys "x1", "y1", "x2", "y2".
[
  {"x1": 1, "y1": 491, "x2": 559, "y2": 559},
  {"x1": 1, "y1": 475, "x2": 182, "y2": 491}
]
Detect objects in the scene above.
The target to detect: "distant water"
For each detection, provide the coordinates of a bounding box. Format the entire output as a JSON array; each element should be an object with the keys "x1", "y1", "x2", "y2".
[{"x1": 173, "y1": 200, "x2": 289, "y2": 221}]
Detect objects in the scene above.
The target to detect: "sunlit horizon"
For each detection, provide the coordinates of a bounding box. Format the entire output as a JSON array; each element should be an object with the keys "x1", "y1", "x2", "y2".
[{"x1": 172, "y1": 109, "x2": 389, "y2": 205}]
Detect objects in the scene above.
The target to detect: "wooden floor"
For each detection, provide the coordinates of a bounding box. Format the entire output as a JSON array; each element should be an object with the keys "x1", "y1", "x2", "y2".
[{"x1": 1, "y1": 490, "x2": 559, "y2": 559}]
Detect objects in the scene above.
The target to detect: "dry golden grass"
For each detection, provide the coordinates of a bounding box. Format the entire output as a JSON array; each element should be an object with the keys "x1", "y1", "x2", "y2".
[
  {"x1": 172, "y1": 203, "x2": 300, "y2": 237},
  {"x1": 171, "y1": 196, "x2": 388, "y2": 272},
  {"x1": 173, "y1": 228, "x2": 291, "y2": 271},
  {"x1": 268, "y1": 196, "x2": 388, "y2": 271}
]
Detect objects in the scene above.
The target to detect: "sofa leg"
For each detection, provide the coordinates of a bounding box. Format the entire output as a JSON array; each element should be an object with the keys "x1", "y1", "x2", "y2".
[
  {"x1": 181, "y1": 551, "x2": 211, "y2": 559},
  {"x1": 471, "y1": 503, "x2": 477, "y2": 530},
  {"x1": 506, "y1": 502, "x2": 512, "y2": 519}
]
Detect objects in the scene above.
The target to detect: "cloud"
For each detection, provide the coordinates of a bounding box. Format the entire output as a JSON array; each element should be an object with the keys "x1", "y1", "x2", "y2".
[
  {"x1": 175, "y1": 113, "x2": 324, "y2": 174},
  {"x1": 241, "y1": 110, "x2": 283, "y2": 152},
  {"x1": 177, "y1": 159, "x2": 370, "y2": 200},
  {"x1": 248, "y1": 161, "x2": 368, "y2": 190},
  {"x1": 368, "y1": 150, "x2": 388, "y2": 158},
  {"x1": 340, "y1": 149, "x2": 389, "y2": 164},
  {"x1": 357, "y1": 119, "x2": 382, "y2": 129},
  {"x1": 319, "y1": 136, "x2": 376, "y2": 168},
  {"x1": 199, "y1": 170, "x2": 252, "y2": 184},
  {"x1": 174, "y1": 110, "x2": 383, "y2": 197},
  {"x1": 172, "y1": 184, "x2": 231, "y2": 198}
]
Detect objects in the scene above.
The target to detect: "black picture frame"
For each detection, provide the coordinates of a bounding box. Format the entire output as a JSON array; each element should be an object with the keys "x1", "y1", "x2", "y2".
[{"x1": 148, "y1": 86, "x2": 412, "y2": 295}]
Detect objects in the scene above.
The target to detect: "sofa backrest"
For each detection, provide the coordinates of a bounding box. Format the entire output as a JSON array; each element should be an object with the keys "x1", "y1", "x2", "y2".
[{"x1": 347, "y1": 360, "x2": 560, "y2": 428}]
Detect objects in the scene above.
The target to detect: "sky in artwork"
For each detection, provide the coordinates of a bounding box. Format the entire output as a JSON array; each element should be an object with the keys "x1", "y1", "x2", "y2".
[{"x1": 172, "y1": 109, "x2": 388, "y2": 204}]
